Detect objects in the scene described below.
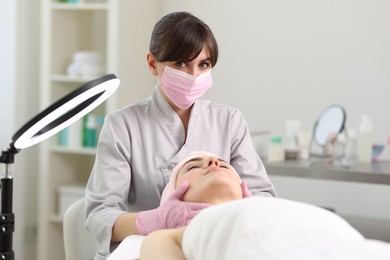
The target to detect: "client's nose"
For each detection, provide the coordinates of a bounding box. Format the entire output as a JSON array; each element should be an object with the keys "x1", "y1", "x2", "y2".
[{"x1": 208, "y1": 157, "x2": 220, "y2": 167}]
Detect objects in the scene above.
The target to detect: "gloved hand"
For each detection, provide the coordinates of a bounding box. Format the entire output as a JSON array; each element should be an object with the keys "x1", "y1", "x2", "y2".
[
  {"x1": 241, "y1": 181, "x2": 252, "y2": 198},
  {"x1": 136, "y1": 182, "x2": 211, "y2": 235}
]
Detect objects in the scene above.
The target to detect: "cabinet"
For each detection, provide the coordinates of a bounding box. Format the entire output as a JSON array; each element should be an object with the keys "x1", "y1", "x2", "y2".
[{"x1": 38, "y1": 1, "x2": 118, "y2": 259}]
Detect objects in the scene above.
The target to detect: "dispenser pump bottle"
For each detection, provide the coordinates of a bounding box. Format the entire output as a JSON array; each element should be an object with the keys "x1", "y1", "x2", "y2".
[
  {"x1": 84, "y1": 114, "x2": 97, "y2": 148},
  {"x1": 357, "y1": 115, "x2": 373, "y2": 163}
]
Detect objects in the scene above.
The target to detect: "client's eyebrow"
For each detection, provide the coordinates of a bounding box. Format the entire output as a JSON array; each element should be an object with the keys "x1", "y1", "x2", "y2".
[
  {"x1": 182, "y1": 157, "x2": 229, "y2": 169},
  {"x1": 219, "y1": 158, "x2": 228, "y2": 164},
  {"x1": 182, "y1": 157, "x2": 203, "y2": 168}
]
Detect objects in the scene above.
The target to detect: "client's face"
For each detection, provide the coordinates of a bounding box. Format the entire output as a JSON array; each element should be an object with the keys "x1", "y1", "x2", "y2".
[{"x1": 175, "y1": 155, "x2": 242, "y2": 205}]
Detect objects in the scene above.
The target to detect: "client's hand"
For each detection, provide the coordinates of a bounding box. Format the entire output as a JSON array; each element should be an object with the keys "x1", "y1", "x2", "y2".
[
  {"x1": 241, "y1": 181, "x2": 252, "y2": 198},
  {"x1": 136, "y1": 182, "x2": 210, "y2": 235}
]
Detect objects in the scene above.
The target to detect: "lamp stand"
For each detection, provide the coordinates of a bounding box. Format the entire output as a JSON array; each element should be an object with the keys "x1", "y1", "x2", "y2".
[
  {"x1": 0, "y1": 147, "x2": 18, "y2": 260},
  {"x1": 0, "y1": 74, "x2": 119, "y2": 260}
]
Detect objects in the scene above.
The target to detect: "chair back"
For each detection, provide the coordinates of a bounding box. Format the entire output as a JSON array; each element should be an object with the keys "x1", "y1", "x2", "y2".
[{"x1": 63, "y1": 197, "x2": 99, "y2": 260}]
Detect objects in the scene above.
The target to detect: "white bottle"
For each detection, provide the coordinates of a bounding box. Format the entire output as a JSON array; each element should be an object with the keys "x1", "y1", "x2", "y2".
[
  {"x1": 68, "y1": 119, "x2": 83, "y2": 148},
  {"x1": 268, "y1": 136, "x2": 285, "y2": 162},
  {"x1": 84, "y1": 114, "x2": 97, "y2": 148},
  {"x1": 344, "y1": 128, "x2": 357, "y2": 165},
  {"x1": 357, "y1": 115, "x2": 373, "y2": 163}
]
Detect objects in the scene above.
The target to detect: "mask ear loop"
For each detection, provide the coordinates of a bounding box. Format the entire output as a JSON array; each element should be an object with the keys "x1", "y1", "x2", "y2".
[
  {"x1": 155, "y1": 63, "x2": 165, "y2": 86},
  {"x1": 156, "y1": 62, "x2": 166, "y2": 72}
]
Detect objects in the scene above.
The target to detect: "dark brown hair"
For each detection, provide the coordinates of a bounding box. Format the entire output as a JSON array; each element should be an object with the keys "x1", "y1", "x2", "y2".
[{"x1": 150, "y1": 12, "x2": 218, "y2": 67}]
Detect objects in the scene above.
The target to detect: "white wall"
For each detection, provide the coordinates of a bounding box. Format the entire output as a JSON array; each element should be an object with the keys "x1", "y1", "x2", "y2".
[
  {"x1": 0, "y1": 1, "x2": 16, "y2": 149},
  {"x1": 15, "y1": 0, "x2": 40, "y2": 258},
  {"x1": 0, "y1": 1, "x2": 40, "y2": 259},
  {"x1": 116, "y1": 0, "x2": 159, "y2": 108},
  {"x1": 159, "y1": 0, "x2": 390, "y2": 145}
]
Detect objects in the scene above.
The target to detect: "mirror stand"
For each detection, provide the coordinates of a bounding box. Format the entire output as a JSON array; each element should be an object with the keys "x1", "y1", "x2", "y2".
[{"x1": 309, "y1": 104, "x2": 347, "y2": 166}]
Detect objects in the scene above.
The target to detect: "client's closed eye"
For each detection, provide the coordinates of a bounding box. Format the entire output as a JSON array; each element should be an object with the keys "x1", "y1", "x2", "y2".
[
  {"x1": 220, "y1": 161, "x2": 230, "y2": 169},
  {"x1": 187, "y1": 165, "x2": 200, "y2": 172}
]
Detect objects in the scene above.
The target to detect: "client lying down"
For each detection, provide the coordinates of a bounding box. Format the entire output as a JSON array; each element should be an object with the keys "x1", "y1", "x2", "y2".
[{"x1": 139, "y1": 151, "x2": 390, "y2": 260}]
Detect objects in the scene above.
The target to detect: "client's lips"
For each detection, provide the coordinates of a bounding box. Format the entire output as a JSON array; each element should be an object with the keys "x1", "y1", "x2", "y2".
[{"x1": 204, "y1": 166, "x2": 224, "y2": 175}]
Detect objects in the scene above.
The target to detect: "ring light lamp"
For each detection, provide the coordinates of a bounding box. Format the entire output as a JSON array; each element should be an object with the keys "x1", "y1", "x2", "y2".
[
  {"x1": 0, "y1": 74, "x2": 120, "y2": 259},
  {"x1": 12, "y1": 74, "x2": 119, "y2": 149}
]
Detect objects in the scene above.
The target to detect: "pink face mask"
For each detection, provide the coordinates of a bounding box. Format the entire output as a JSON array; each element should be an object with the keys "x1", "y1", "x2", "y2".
[{"x1": 159, "y1": 65, "x2": 213, "y2": 109}]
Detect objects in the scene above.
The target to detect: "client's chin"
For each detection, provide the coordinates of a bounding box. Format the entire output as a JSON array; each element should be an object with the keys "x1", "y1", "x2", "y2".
[{"x1": 185, "y1": 178, "x2": 242, "y2": 205}]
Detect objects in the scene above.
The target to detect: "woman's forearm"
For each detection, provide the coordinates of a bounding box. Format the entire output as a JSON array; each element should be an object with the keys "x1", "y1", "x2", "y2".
[
  {"x1": 111, "y1": 212, "x2": 139, "y2": 242},
  {"x1": 140, "y1": 228, "x2": 186, "y2": 260}
]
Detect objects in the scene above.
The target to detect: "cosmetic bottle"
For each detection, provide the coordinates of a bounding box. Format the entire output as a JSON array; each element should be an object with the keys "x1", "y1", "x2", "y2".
[
  {"x1": 344, "y1": 129, "x2": 357, "y2": 165},
  {"x1": 58, "y1": 128, "x2": 69, "y2": 146},
  {"x1": 357, "y1": 115, "x2": 373, "y2": 163},
  {"x1": 83, "y1": 114, "x2": 97, "y2": 148},
  {"x1": 268, "y1": 136, "x2": 285, "y2": 162},
  {"x1": 297, "y1": 132, "x2": 312, "y2": 160},
  {"x1": 68, "y1": 119, "x2": 83, "y2": 148}
]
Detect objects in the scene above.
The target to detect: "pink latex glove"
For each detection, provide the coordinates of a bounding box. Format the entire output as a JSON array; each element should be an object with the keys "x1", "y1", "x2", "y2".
[
  {"x1": 136, "y1": 182, "x2": 211, "y2": 235},
  {"x1": 241, "y1": 181, "x2": 252, "y2": 198}
]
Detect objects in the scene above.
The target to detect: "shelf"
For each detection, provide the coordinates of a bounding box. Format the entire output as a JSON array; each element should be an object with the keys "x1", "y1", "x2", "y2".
[
  {"x1": 51, "y1": 145, "x2": 97, "y2": 155},
  {"x1": 51, "y1": 2, "x2": 108, "y2": 11},
  {"x1": 51, "y1": 74, "x2": 100, "y2": 83},
  {"x1": 39, "y1": 1, "x2": 118, "y2": 258}
]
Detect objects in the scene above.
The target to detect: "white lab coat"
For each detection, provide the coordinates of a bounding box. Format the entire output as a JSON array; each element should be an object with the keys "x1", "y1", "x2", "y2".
[{"x1": 85, "y1": 85, "x2": 276, "y2": 259}]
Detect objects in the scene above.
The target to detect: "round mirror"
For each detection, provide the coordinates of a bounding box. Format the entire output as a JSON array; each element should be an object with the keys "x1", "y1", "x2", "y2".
[{"x1": 313, "y1": 104, "x2": 346, "y2": 146}]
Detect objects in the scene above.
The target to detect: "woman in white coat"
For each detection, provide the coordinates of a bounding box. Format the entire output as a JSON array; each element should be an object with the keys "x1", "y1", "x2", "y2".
[{"x1": 85, "y1": 11, "x2": 276, "y2": 260}]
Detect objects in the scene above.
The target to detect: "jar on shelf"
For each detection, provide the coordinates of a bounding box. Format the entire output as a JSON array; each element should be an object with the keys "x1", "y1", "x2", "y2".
[{"x1": 268, "y1": 136, "x2": 285, "y2": 162}]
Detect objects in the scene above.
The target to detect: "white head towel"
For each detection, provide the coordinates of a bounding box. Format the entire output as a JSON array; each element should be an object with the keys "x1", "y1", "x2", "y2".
[{"x1": 160, "y1": 151, "x2": 240, "y2": 205}]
